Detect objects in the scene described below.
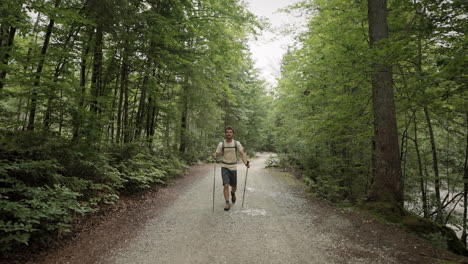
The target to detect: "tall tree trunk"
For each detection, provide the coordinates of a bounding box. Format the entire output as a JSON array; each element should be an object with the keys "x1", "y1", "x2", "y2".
[
  {"x1": 413, "y1": 110, "x2": 428, "y2": 217},
  {"x1": 73, "y1": 28, "x2": 93, "y2": 140},
  {"x1": 18, "y1": 13, "x2": 41, "y2": 129},
  {"x1": 0, "y1": 26, "x2": 16, "y2": 89},
  {"x1": 121, "y1": 46, "x2": 130, "y2": 144},
  {"x1": 135, "y1": 73, "x2": 149, "y2": 139},
  {"x1": 0, "y1": 23, "x2": 5, "y2": 49},
  {"x1": 424, "y1": 106, "x2": 442, "y2": 223},
  {"x1": 165, "y1": 111, "x2": 170, "y2": 149},
  {"x1": 116, "y1": 58, "x2": 124, "y2": 144},
  {"x1": 413, "y1": 5, "x2": 432, "y2": 222},
  {"x1": 27, "y1": 0, "x2": 61, "y2": 131},
  {"x1": 150, "y1": 105, "x2": 158, "y2": 144},
  {"x1": 44, "y1": 26, "x2": 80, "y2": 131},
  {"x1": 145, "y1": 96, "x2": 154, "y2": 142},
  {"x1": 90, "y1": 25, "x2": 103, "y2": 114},
  {"x1": 108, "y1": 75, "x2": 120, "y2": 142},
  {"x1": 0, "y1": 0, "x2": 23, "y2": 89},
  {"x1": 367, "y1": 0, "x2": 403, "y2": 209},
  {"x1": 58, "y1": 88, "x2": 64, "y2": 136},
  {"x1": 462, "y1": 113, "x2": 468, "y2": 245},
  {"x1": 400, "y1": 112, "x2": 412, "y2": 194},
  {"x1": 179, "y1": 86, "x2": 188, "y2": 154}
]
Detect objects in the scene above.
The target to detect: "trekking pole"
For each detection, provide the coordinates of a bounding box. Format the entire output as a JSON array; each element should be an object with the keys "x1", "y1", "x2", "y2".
[
  {"x1": 213, "y1": 162, "x2": 216, "y2": 212},
  {"x1": 241, "y1": 161, "x2": 250, "y2": 208}
]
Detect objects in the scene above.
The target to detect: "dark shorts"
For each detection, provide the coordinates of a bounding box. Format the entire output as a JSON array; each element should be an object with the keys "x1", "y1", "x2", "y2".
[{"x1": 221, "y1": 167, "x2": 237, "y2": 187}]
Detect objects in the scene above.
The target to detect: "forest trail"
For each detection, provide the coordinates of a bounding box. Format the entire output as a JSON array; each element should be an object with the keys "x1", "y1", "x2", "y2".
[{"x1": 30, "y1": 153, "x2": 464, "y2": 264}]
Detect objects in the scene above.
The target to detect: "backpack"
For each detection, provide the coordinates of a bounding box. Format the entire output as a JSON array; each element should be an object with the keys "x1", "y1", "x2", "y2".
[{"x1": 221, "y1": 140, "x2": 238, "y2": 165}]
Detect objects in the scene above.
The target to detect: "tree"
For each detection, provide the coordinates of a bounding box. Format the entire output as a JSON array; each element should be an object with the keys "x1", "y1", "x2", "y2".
[{"x1": 366, "y1": 0, "x2": 403, "y2": 209}]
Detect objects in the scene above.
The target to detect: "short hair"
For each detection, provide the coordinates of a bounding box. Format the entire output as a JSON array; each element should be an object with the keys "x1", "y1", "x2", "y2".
[{"x1": 225, "y1": 126, "x2": 235, "y2": 133}]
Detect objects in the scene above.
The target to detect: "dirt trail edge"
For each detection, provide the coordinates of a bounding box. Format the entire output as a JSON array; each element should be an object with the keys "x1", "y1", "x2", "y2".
[{"x1": 24, "y1": 153, "x2": 467, "y2": 263}]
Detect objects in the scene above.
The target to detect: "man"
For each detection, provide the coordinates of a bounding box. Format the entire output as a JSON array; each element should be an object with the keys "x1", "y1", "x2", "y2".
[{"x1": 213, "y1": 127, "x2": 250, "y2": 211}]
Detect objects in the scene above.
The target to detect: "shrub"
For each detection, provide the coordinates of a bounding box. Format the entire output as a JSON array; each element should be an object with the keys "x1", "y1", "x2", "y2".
[
  {"x1": 0, "y1": 132, "x2": 187, "y2": 254},
  {"x1": 0, "y1": 176, "x2": 93, "y2": 251}
]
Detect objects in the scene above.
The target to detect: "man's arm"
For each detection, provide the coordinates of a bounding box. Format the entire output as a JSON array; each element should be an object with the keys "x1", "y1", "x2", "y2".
[
  {"x1": 239, "y1": 150, "x2": 250, "y2": 168},
  {"x1": 213, "y1": 143, "x2": 221, "y2": 160}
]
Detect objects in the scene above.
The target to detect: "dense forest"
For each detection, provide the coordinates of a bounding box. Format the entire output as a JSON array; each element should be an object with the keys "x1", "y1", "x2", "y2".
[
  {"x1": 0, "y1": 0, "x2": 467, "y2": 257},
  {"x1": 271, "y1": 0, "x2": 467, "y2": 248},
  {"x1": 0, "y1": 0, "x2": 270, "y2": 252}
]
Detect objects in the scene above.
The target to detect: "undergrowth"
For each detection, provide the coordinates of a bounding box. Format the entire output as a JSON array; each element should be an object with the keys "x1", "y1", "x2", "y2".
[{"x1": 0, "y1": 131, "x2": 187, "y2": 254}]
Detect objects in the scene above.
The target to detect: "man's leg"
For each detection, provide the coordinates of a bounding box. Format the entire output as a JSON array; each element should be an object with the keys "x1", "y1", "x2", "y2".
[
  {"x1": 224, "y1": 184, "x2": 230, "y2": 202},
  {"x1": 223, "y1": 184, "x2": 231, "y2": 210},
  {"x1": 231, "y1": 186, "x2": 237, "y2": 203},
  {"x1": 221, "y1": 168, "x2": 231, "y2": 211},
  {"x1": 230, "y1": 170, "x2": 237, "y2": 203}
]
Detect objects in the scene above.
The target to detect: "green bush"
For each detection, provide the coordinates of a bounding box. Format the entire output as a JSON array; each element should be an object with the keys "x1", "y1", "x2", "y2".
[
  {"x1": 113, "y1": 148, "x2": 187, "y2": 192},
  {"x1": 304, "y1": 173, "x2": 349, "y2": 202},
  {"x1": 0, "y1": 176, "x2": 93, "y2": 251},
  {"x1": 0, "y1": 132, "x2": 187, "y2": 253},
  {"x1": 118, "y1": 153, "x2": 167, "y2": 191}
]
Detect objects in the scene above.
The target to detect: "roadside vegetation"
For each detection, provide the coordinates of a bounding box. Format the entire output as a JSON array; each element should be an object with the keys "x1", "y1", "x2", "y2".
[
  {"x1": 270, "y1": 0, "x2": 467, "y2": 255},
  {"x1": 0, "y1": 0, "x2": 270, "y2": 255}
]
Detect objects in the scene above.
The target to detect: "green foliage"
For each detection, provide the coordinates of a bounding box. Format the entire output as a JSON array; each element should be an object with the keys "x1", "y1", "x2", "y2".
[
  {"x1": 0, "y1": 176, "x2": 93, "y2": 251},
  {"x1": 0, "y1": 0, "x2": 265, "y2": 255},
  {"x1": 112, "y1": 147, "x2": 187, "y2": 192},
  {"x1": 0, "y1": 131, "x2": 188, "y2": 253},
  {"x1": 271, "y1": 0, "x2": 467, "y2": 243}
]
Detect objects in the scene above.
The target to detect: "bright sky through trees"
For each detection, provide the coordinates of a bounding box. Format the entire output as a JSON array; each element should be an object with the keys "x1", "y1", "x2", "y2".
[{"x1": 245, "y1": 0, "x2": 305, "y2": 88}]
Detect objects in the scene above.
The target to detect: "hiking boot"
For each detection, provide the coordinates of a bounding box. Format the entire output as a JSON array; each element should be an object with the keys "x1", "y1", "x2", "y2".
[
  {"x1": 224, "y1": 202, "x2": 230, "y2": 211},
  {"x1": 231, "y1": 192, "x2": 236, "y2": 203}
]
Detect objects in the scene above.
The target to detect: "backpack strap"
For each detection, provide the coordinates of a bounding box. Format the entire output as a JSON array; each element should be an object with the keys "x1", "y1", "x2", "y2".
[
  {"x1": 220, "y1": 140, "x2": 238, "y2": 165},
  {"x1": 234, "y1": 140, "x2": 237, "y2": 158}
]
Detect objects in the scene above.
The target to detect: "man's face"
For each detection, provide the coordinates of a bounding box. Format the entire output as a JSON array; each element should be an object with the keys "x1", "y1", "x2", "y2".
[{"x1": 225, "y1": 129, "x2": 234, "y2": 139}]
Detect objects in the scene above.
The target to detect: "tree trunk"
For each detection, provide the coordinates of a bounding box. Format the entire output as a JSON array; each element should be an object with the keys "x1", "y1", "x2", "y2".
[
  {"x1": 0, "y1": 23, "x2": 5, "y2": 48},
  {"x1": 27, "y1": 0, "x2": 61, "y2": 131},
  {"x1": 90, "y1": 25, "x2": 103, "y2": 114},
  {"x1": 18, "y1": 13, "x2": 41, "y2": 129},
  {"x1": 108, "y1": 75, "x2": 120, "y2": 142},
  {"x1": 73, "y1": 28, "x2": 93, "y2": 140},
  {"x1": 116, "y1": 57, "x2": 124, "y2": 144},
  {"x1": 121, "y1": 46, "x2": 130, "y2": 144},
  {"x1": 165, "y1": 110, "x2": 170, "y2": 149},
  {"x1": 44, "y1": 26, "x2": 79, "y2": 131},
  {"x1": 179, "y1": 88, "x2": 188, "y2": 154},
  {"x1": 58, "y1": 88, "x2": 64, "y2": 136},
  {"x1": 424, "y1": 106, "x2": 442, "y2": 223},
  {"x1": 400, "y1": 112, "x2": 412, "y2": 195},
  {"x1": 366, "y1": 0, "x2": 403, "y2": 209},
  {"x1": 0, "y1": 0, "x2": 23, "y2": 89},
  {"x1": 145, "y1": 96, "x2": 154, "y2": 142},
  {"x1": 135, "y1": 73, "x2": 149, "y2": 139},
  {"x1": 413, "y1": 110, "x2": 428, "y2": 217},
  {"x1": 462, "y1": 113, "x2": 468, "y2": 245},
  {"x1": 150, "y1": 104, "x2": 158, "y2": 144},
  {"x1": 0, "y1": 26, "x2": 16, "y2": 89}
]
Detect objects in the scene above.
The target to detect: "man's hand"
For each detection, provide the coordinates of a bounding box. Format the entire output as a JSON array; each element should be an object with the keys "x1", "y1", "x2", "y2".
[{"x1": 245, "y1": 161, "x2": 250, "y2": 168}]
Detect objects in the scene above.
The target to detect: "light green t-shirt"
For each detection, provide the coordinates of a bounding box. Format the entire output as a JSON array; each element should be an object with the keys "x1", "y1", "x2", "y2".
[{"x1": 216, "y1": 140, "x2": 244, "y2": 171}]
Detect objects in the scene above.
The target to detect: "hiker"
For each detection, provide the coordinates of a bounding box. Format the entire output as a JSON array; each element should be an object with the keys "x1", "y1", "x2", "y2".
[{"x1": 213, "y1": 126, "x2": 250, "y2": 211}]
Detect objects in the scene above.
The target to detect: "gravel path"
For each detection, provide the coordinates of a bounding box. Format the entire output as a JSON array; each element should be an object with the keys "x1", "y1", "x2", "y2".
[
  {"x1": 26, "y1": 153, "x2": 467, "y2": 264},
  {"x1": 102, "y1": 153, "x2": 363, "y2": 264}
]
